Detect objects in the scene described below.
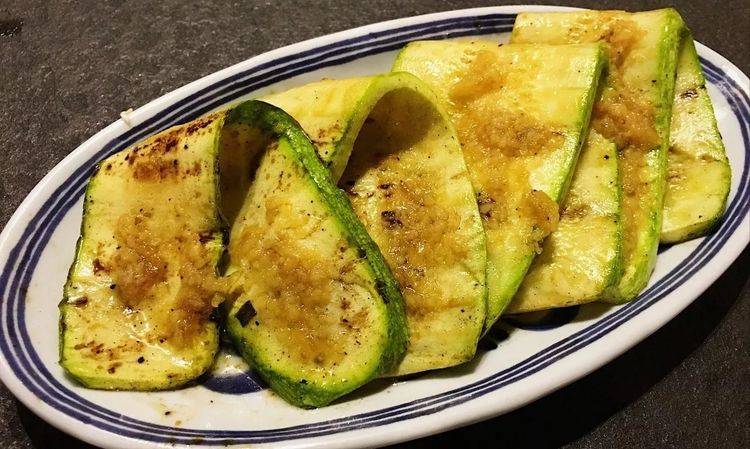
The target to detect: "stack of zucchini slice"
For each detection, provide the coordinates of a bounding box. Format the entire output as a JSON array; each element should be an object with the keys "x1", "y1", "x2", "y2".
[
  {"x1": 393, "y1": 41, "x2": 607, "y2": 322},
  {"x1": 60, "y1": 8, "x2": 729, "y2": 407},
  {"x1": 510, "y1": 8, "x2": 730, "y2": 303}
]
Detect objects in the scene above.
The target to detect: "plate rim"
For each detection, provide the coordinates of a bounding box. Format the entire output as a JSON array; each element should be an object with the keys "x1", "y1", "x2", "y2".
[{"x1": 0, "y1": 5, "x2": 748, "y2": 449}]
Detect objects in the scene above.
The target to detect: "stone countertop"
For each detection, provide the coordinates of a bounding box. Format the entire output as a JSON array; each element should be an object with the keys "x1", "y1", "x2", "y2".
[{"x1": 1, "y1": 1, "x2": 748, "y2": 448}]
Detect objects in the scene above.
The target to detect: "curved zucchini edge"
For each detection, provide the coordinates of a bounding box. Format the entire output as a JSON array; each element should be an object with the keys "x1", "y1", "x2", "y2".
[
  {"x1": 223, "y1": 100, "x2": 408, "y2": 407},
  {"x1": 603, "y1": 10, "x2": 686, "y2": 303},
  {"x1": 333, "y1": 73, "x2": 487, "y2": 375},
  {"x1": 507, "y1": 132, "x2": 622, "y2": 314},
  {"x1": 263, "y1": 73, "x2": 487, "y2": 376},
  {"x1": 509, "y1": 9, "x2": 687, "y2": 304}
]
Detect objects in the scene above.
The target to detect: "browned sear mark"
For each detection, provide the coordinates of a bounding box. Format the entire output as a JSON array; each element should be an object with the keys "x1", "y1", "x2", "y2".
[
  {"x1": 476, "y1": 192, "x2": 496, "y2": 220},
  {"x1": 380, "y1": 210, "x2": 403, "y2": 229},
  {"x1": 198, "y1": 231, "x2": 215, "y2": 243},
  {"x1": 186, "y1": 116, "x2": 216, "y2": 135},
  {"x1": 92, "y1": 258, "x2": 107, "y2": 274},
  {"x1": 680, "y1": 88, "x2": 698, "y2": 100},
  {"x1": 70, "y1": 296, "x2": 89, "y2": 307}
]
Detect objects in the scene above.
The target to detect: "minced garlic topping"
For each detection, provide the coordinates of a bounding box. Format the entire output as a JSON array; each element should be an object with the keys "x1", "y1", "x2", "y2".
[
  {"x1": 448, "y1": 48, "x2": 561, "y2": 252},
  {"x1": 106, "y1": 211, "x2": 223, "y2": 348}
]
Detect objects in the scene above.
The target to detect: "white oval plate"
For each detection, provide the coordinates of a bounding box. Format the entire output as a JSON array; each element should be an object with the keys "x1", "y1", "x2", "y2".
[{"x1": 0, "y1": 5, "x2": 748, "y2": 449}]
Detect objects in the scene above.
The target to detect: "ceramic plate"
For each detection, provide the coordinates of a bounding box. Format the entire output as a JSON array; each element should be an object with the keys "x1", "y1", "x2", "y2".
[{"x1": 0, "y1": 6, "x2": 748, "y2": 449}]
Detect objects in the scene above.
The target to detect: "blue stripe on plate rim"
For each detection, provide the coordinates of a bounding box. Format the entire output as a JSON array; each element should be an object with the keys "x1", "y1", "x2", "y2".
[{"x1": 0, "y1": 12, "x2": 747, "y2": 445}]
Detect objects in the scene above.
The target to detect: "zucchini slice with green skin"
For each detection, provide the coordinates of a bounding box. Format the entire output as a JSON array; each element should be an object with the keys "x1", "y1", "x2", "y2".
[
  {"x1": 223, "y1": 101, "x2": 407, "y2": 407},
  {"x1": 263, "y1": 73, "x2": 486, "y2": 376},
  {"x1": 60, "y1": 114, "x2": 226, "y2": 390},
  {"x1": 661, "y1": 35, "x2": 731, "y2": 243},
  {"x1": 511, "y1": 9, "x2": 685, "y2": 303},
  {"x1": 393, "y1": 41, "x2": 605, "y2": 327},
  {"x1": 507, "y1": 131, "x2": 621, "y2": 313}
]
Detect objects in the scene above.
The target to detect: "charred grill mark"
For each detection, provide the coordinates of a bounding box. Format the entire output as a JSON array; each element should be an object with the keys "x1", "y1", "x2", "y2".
[
  {"x1": 184, "y1": 161, "x2": 203, "y2": 176},
  {"x1": 70, "y1": 296, "x2": 89, "y2": 307},
  {"x1": 186, "y1": 116, "x2": 216, "y2": 135},
  {"x1": 73, "y1": 338, "x2": 145, "y2": 365},
  {"x1": 680, "y1": 88, "x2": 699, "y2": 100},
  {"x1": 380, "y1": 210, "x2": 403, "y2": 229},
  {"x1": 235, "y1": 300, "x2": 257, "y2": 327},
  {"x1": 107, "y1": 362, "x2": 122, "y2": 374},
  {"x1": 378, "y1": 182, "x2": 394, "y2": 198},
  {"x1": 92, "y1": 258, "x2": 107, "y2": 274},
  {"x1": 198, "y1": 231, "x2": 215, "y2": 244},
  {"x1": 476, "y1": 192, "x2": 496, "y2": 220}
]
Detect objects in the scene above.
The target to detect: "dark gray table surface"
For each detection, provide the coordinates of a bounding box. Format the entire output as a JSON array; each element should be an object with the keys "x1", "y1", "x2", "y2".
[{"x1": 1, "y1": 1, "x2": 748, "y2": 448}]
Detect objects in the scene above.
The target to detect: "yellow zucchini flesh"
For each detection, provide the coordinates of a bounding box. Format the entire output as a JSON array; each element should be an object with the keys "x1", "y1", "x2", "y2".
[
  {"x1": 508, "y1": 131, "x2": 621, "y2": 313},
  {"x1": 661, "y1": 35, "x2": 731, "y2": 242},
  {"x1": 392, "y1": 41, "x2": 605, "y2": 326},
  {"x1": 264, "y1": 73, "x2": 486, "y2": 376}
]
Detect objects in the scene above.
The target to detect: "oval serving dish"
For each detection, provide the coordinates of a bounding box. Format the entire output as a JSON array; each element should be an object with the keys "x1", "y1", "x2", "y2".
[{"x1": 0, "y1": 5, "x2": 748, "y2": 449}]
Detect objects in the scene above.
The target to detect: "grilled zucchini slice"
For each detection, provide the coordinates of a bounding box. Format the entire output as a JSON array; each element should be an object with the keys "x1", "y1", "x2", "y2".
[
  {"x1": 60, "y1": 114, "x2": 226, "y2": 390},
  {"x1": 661, "y1": 35, "x2": 731, "y2": 242},
  {"x1": 511, "y1": 8, "x2": 685, "y2": 302},
  {"x1": 223, "y1": 101, "x2": 407, "y2": 407},
  {"x1": 393, "y1": 41, "x2": 605, "y2": 326},
  {"x1": 507, "y1": 131, "x2": 621, "y2": 313},
  {"x1": 264, "y1": 73, "x2": 486, "y2": 376}
]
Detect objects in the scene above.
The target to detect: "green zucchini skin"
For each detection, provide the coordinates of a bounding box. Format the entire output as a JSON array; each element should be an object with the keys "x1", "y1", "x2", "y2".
[
  {"x1": 661, "y1": 34, "x2": 731, "y2": 243},
  {"x1": 392, "y1": 41, "x2": 605, "y2": 328},
  {"x1": 223, "y1": 101, "x2": 407, "y2": 407},
  {"x1": 512, "y1": 9, "x2": 686, "y2": 303},
  {"x1": 60, "y1": 114, "x2": 226, "y2": 390}
]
